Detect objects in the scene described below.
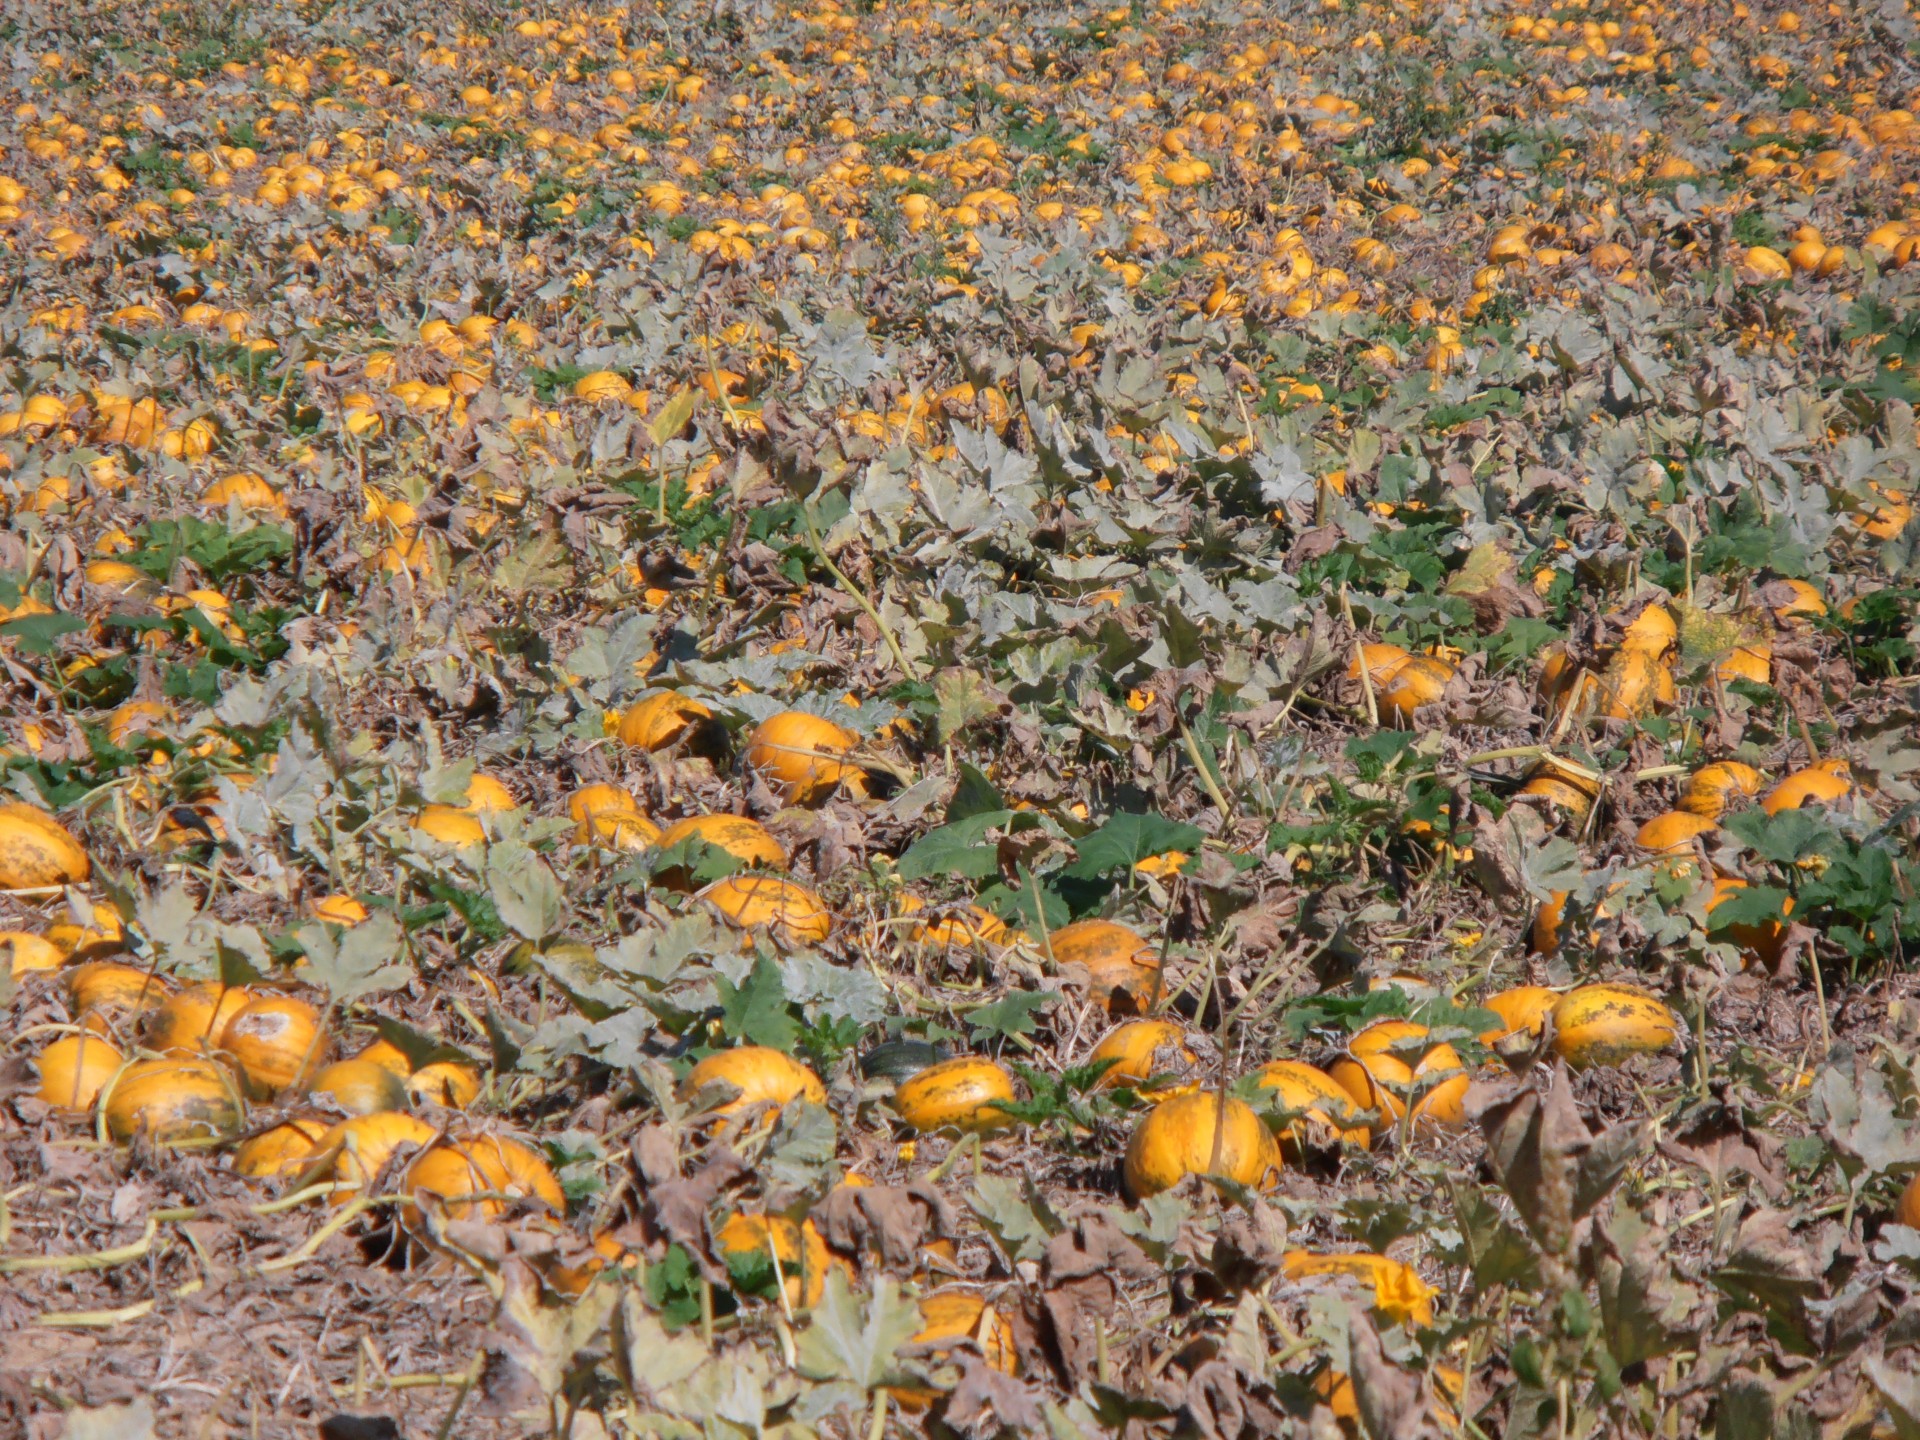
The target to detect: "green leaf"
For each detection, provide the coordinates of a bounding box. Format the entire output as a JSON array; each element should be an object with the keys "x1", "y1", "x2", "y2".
[
  {"x1": 715, "y1": 953, "x2": 800, "y2": 1050},
  {"x1": 1706, "y1": 884, "x2": 1794, "y2": 935},
  {"x1": 0, "y1": 611, "x2": 85, "y2": 655},
  {"x1": 945, "y1": 762, "x2": 1004, "y2": 822},
  {"x1": 795, "y1": 1270, "x2": 922, "y2": 1388},
  {"x1": 934, "y1": 670, "x2": 1001, "y2": 743},
  {"x1": 897, "y1": 812, "x2": 1014, "y2": 880},
  {"x1": 966, "y1": 989, "x2": 1057, "y2": 1043},
  {"x1": 1063, "y1": 811, "x2": 1203, "y2": 878},
  {"x1": 970, "y1": 1173, "x2": 1064, "y2": 1263}
]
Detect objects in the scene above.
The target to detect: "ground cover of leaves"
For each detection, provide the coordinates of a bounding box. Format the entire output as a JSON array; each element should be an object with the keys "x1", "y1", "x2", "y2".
[{"x1": 3, "y1": 0, "x2": 1920, "y2": 1434}]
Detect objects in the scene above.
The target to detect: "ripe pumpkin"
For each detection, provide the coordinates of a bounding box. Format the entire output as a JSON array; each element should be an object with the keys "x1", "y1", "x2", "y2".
[
  {"x1": 1550, "y1": 984, "x2": 1678, "y2": 1069},
  {"x1": 309, "y1": 893, "x2": 370, "y2": 926},
  {"x1": 1618, "y1": 604, "x2": 1677, "y2": 656},
  {"x1": 1047, "y1": 918, "x2": 1159, "y2": 1011},
  {"x1": 907, "y1": 903, "x2": 1007, "y2": 950},
  {"x1": 1516, "y1": 757, "x2": 1600, "y2": 818},
  {"x1": 682, "y1": 1046, "x2": 826, "y2": 1116},
  {"x1": 47, "y1": 899, "x2": 128, "y2": 961},
  {"x1": 37, "y1": 1032, "x2": 124, "y2": 1110},
  {"x1": 309, "y1": 1058, "x2": 409, "y2": 1115},
  {"x1": 746, "y1": 711, "x2": 861, "y2": 803},
  {"x1": 1679, "y1": 762, "x2": 1764, "y2": 818},
  {"x1": 147, "y1": 983, "x2": 256, "y2": 1055},
  {"x1": 888, "y1": 1291, "x2": 1018, "y2": 1408},
  {"x1": 1480, "y1": 985, "x2": 1559, "y2": 1044},
  {"x1": 1707, "y1": 876, "x2": 1791, "y2": 967},
  {"x1": 218, "y1": 994, "x2": 329, "y2": 1098},
  {"x1": 655, "y1": 813, "x2": 788, "y2": 871},
  {"x1": 3, "y1": 929, "x2": 65, "y2": 979},
  {"x1": 309, "y1": 1111, "x2": 439, "y2": 1201},
  {"x1": 1349, "y1": 642, "x2": 1412, "y2": 689},
  {"x1": 1715, "y1": 642, "x2": 1772, "y2": 687},
  {"x1": 700, "y1": 875, "x2": 833, "y2": 946},
  {"x1": 1087, "y1": 1020, "x2": 1195, "y2": 1089},
  {"x1": 568, "y1": 784, "x2": 639, "y2": 825},
  {"x1": 354, "y1": 1038, "x2": 413, "y2": 1079},
  {"x1": 1637, "y1": 810, "x2": 1719, "y2": 855},
  {"x1": 1329, "y1": 1021, "x2": 1469, "y2": 1130},
  {"x1": 402, "y1": 1134, "x2": 564, "y2": 1225},
  {"x1": 0, "y1": 802, "x2": 90, "y2": 888},
  {"x1": 232, "y1": 1116, "x2": 332, "y2": 1180},
  {"x1": 69, "y1": 961, "x2": 173, "y2": 1035},
  {"x1": 1762, "y1": 759, "x2": 1851, "y2": 815},
  {"x1": 414, "y1": 803, "x2": 488, "y2": 847},
  {"x1": 408, "y1": 1061, "x2": 482, "y2": 1108},
  {"x1": 580, "y1": 807, "x2": 661, "y2": 850},
  {"x1": 715, "y1": 1212, "x2": 832, "y2": 1308},
  {"x1": 1254, "y1": 1059, "x2": 1371, "y2": 1150},
  {"x1": 617, "y1": 692, "x2": 713, "y2": 750},
  {"x1": 1125, "y1": 1091, "x2": 1279, "y2": 1199},
  {"x1": 1895, "y1": 1173, "x2": 1920, "y2": 1231},
  {"x1": 1281, "y1": 1250, "x2": 1437, "y2": 1327},
  {"x1": 1531, "y1": 891, "x2": 1569, "y2": 957},
  {"x1": 461, "y1": 773, "x2": 517, "y2": 812},
  {"x1": 893, "y1": 1056, "x2": 1018, "y2": 1134},
  {"x1": 102, "y1": 1058, "x2": 245, "y2": 1145},
  {"x1": 1595, "y1": 648, "x2": 1671, "y2": 721},
  {"x1": 1770, "y1": 579, "x2": 1827, "y2": 623},
  {"x1": 1376, "y1": 655, "x2": 1453, "y2": 723}
]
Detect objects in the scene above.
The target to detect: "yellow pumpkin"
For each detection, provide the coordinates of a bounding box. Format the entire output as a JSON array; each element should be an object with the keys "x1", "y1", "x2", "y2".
[
  {"x1": 1086, "y1": 1020, "x2": 1195, "y2": 1089},
  {"x1": 37, "y1": 1033, "x2": 124, "y2": 1110},
  {"x1": 1047, "y1": 918, "x2": 1160, "y2": 1011},
  {"x1": 1618, "y1": 604, "x2": 1677, "y2": 656},
  {"x1": 1480, "y1": 985, "x2": 1559, "y2": 1044},
  {"x1": 2, "y1": 929, "x2": 65, "y2": 979},
  {"x1": 218, "y1": 993, "x2": 329, "y2": 1098},
  {"x1": 714, "y1": 1212, "x2": 833, "y2": 1307},
  {"x1": 401, "y1": 1134, "x2": 564, "y2": 1226},
  {"x1": 308, "y1": 1058, "x2": 409, "y2": 1115},
  {"x1": 414, "y1": 803, "x2": 488, "y2": 847},
  {"x1": 308, "y1": 1111, "x2": 439, "y2": 1202},
  {"x1": 746, "y1": 711, "x2": 862, "y2": 803},
  {"x1": 616, "y1": 691, "x2": 713, "y2": 750},
  {"x1": 1254, "y1": 1059, "x2": 1372, "y2": 1150},
  {"x1": 232, "y1": 1116, "x2": 332, "y2": 1180},
  {"x1": 102, "y1": 1058, "x2": 245, "y2": 1145},
  {"x1": 69, "y1": 961, "x2": 173, "y2": 1036},
  {"x1": 1762, "y1": 759, "x2": 1851, "y2": 815},
  {"x1": 1329, "y1": 1021, "x2": 1469, "y2": 1130},
  {"x1": 1281, "y1": 1250, "x2": 1437, "y2": 1327},
  {"x1": 655, "y1": 813, "x2": 788, "y2": 873},
  {"x1": 1376, "y1": 655, "x2": 1453, "y2": 722},
  {"x1": 408, "y1": 1061, "x2": 482, "y2": 1108},
  {"x1": 893, "y1": 1056, "x2": 1018, "y2": 1134},
  {"x1": 1636, "y1": 810, "x2": 1718, "y2": 855},
  {"x1": 146, "y1": 983, "x2": 256, "y2": 1055},
  {"x1": 0, "y1": 802, "x2": 90, "y2": 888},
  {"x1": 309, "y1": 893, "x2": 370, "y2": 926},
  {"x1": 682, "y1": 1046, "x2": 826, "y2": 1116},
  {"x1": 1125, "y1": 1092, "x2": 1279, "y2": 1199},
  {"x1": 1679, "y1": 762, "x2": 1764, "y2": 818},
  {"x1": 1550, "y1": 984, "x2": 1678, "y2": 1068},
  {"x1": 461, "y1": 773, "x2": 517, "y2": 812},
  {"x1": 700, "y1": 875, "x2": 833, "y2": 945},
  {"x1": 888, "y1": 1291, "x2": 1018, "y2": 1408}
]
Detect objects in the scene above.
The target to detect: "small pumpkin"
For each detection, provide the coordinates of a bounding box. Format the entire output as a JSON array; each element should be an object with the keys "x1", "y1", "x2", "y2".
[
  {"x1": 714, "y1": 1212, "x2": 833, "y2": 1308},
  {"x1": 893, "y1": 1056, "x2": 1018, "y2": 1134},
  {"x1": 3, "y1": 929, "x2": 65, "y2": 979},
  {"x1": 1124, "y1": 1091, "x2": 1280, "y2": 1199},
  {"x1": 1047, "y1": 918, "x2": 1159, "y2": 1012},
  {"x1": 102, "y1": 1057, "x2": 245, "y2": 1145},
  {"x1": 232, "y1": 1116, "x2": 333, "y2": 1180},
  {"x1": 1678, "y1": 762, "x2": 1764, "y2": 818},
  {"x1": 617, "y1": 692, "x2": 713, "y2": 751},
  {"x1": 0, "y1": 802, "x2": 91, "y2": 888},
  {"x1": 700, "y1": 874, "x2": 833, "y2": 946},
  {"x1": 414, "y1": 803, "x2": 488, "y2": 848},
  {"x1": 1762, "y1": 759, "x2": 1851, "y2": 815},
  {"x1": 1479, "y1": 985, "x2": 1559, "y2": 1044},
  {"x1": 1636, "y1": 810, "x2": 1718, "y2": 855},
  {"x1": 1086, "y1": 1020, "x2": 1195, "y2": 1089},
  {"x1": 888, "y1": 1291, "x2": 1018, "y2": 1408},
  {"x1": 654, "y1": 813, "x2": 788, "y2": 873},
  {"x1": 408, "y1": 1061, "x2": 482, "y2": 1108},
  {"x1": 683, "y1": 1046, "x2": 825, "y2": 1116},
  {"x1": 308, "y1": 1058, "x2": 409, "y2": 1115},
  {"x1": 146, "y1": 982, "x2": 255, "y2": 1055},
  {"x1": 1550, "y1": 983, "x2": 1678, "y2": 1069},
  {"x1": 745, "y1": 710, "x2": 861, "y2": 803},
  {"x1": 1281, "y1": 1250, "x2": 1437, "y2": 1327},
  {"x1": 1254, "y1": 1059, "x2": 1372, "y2": 1150},
  {"x1": 218, "y1": 993, "x2": 329, "y2": 1098},
  {"x1": 308, "y1": 1111, "x2": 439, "y2": 1202},
  {"x1": 37, "y1": 1032, "x2": 124, "y2": 1110}
]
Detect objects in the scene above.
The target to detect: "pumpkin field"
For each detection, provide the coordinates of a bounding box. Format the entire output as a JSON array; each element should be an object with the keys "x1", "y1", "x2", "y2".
[{"x1": 3, "y1": 0, "x2": 1920, "y2": 1433}]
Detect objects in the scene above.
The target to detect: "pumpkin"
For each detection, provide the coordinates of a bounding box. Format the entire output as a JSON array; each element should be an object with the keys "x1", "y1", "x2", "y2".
[
  {"x1": 1707, "y1": 876, "x2": 1791, "y2": 968},
  {"x1": 617, "y1": 691, "x2": 714, "y2": 750},
  {"x1": 408, "y1": 1061, "x2": 482, "y2": 1108},
  {"x1": 69, "y1": 961, "x2": 173, "y2": 1036},
  {"x1": 1679, "y1": 762, "x2": 1764, "y2": 818},
  {"x1": 308, "y1": 1058, "x2": 409, "y2": 1115},
  {"x1": 354, "y1": 1038, "x2": 413, "y2": 1079},
  {"x1": 1480, "y1": 985, "x2": 1559, "y2": 1044},
  {"x1": 309, "y1": 893, "x2": 370, "y2": 926},
  {"x1": 414, "y1": 803, "x2": 488, "y2": 847},
  {"x1": 1896, "y1": 1173, "x2": 1920, "y2": 1231},
  {"x1": 218, "y1": 993, "x2": 329, "y2": 1098},
  {"x1": 1376, "y1": 655, "x2": 1453, "y2": 723},
  {"x1": 0, "y1": 802, "x2": 90, "y2": 888},
  {"x1": 1516, "y1": 756, "x2": 1601, "y2": 818},
  {"x1": 147, "y1": 983, "x2": 256, "y2": 1055},
  {"x1": 1254, "y1": 1059, "x2": 1371, "y2": 1150},
  {"x1": 1595, "y1": 648, "x2": 1671, "y2": 721},
  {"x1": 1636, "y1": 810, "x2": 1718, "y2": 855},
  {"x1": 308, "y1": 1111, "x2": 439, "y2": 1201},
  {"x1": 3, "y1": 929, "x2": 65, "y2": 979},
  {"x1": 700, "y1": 874, "x2": 833, "y2": 945},
  {"x1": 568, "y1": 784, "x2": 639, "y2": 825},
  {"x1": 746, "y1": 710, "x2": 861, "y2": 803},
  {"x1": 1047, "y1": 918, "x2": 1160, "y2": 1011},
  {"x1": 888, "y1": 1291, "x2": 1018, "y2": 1408},
  {"x1": 655, "y1": 813, "x2": 788, "y2": 872},
  {"x1": 1125, "y1": 1092, "x2": 1279, "y2": 1199},
  {"x1": 893, "y1": 1056, "x2": 1018, "y2": 1134},
  {"x1": 232, "y1": 1116, "x2": 332, "y2": 1180},
  {"x1": 1087, "y1": 1020, "x2": 1195, "y2": 1089},
  {"x1": 37, "y1": 1032, "x2": 124, "y2": 1110},
  {"x1": 461, "y1": 773, "x2": 517, "y2": 812},
  {"x1": 1618, "y1": 604, "x2": 1677, "y2": 656},
  {"x1": 1281, "y1": 1250, "x2": 1437, "y2": 1327},
  {"x1": 1550, "y1": 984, "x2": 1678, "y2": 1068},
  {"x1": 1762, "y1": 759, "x2": 1851, "y2": 815},
  {"x1": 682, "y1": 1046, "x2": 826, "y2": 1116},
  {"x1": 402, "y1": 1134, "x2": 564, "y2": 1226},
  {"x1": 1329, "y1": 1020, "x2": 1469, "y2": 1130},
  {"x1": 102, "y1": 1058, "x2": 245, "y2": 1145},
  {"x1": 907, "y1": 903, "x2": 1007, "y2": 950},
  {"x1": 714, "y1": 1212, "x2": 833, "y2": 1308},
  {"x1": 1532, "y1": 892, "x2": 1569, "y2": 957}
]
